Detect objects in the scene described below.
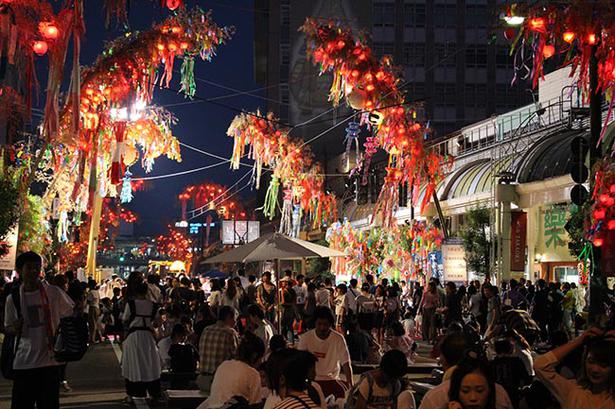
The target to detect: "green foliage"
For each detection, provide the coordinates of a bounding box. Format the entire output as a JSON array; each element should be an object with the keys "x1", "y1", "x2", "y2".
[
  {"x1": 0, "y1": 174, "x2": 20, "y2": 256},
  {"x1": 307, "y1": 239, "x2": 332, "y2": 279},
  {"x1": 18, "y1": 194, "x2": 50, "y2": 255},
  {"x1": 566, "y1": 202, "x2": 591, "y2": 258},
  {"x1": 459, "y1": 207, "x2": 492, "y2": 278}
]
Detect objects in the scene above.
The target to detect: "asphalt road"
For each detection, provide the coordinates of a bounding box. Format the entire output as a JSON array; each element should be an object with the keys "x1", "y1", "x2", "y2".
[{"x1": 0, "y1": 341, "x2": 131, "y2": 409}]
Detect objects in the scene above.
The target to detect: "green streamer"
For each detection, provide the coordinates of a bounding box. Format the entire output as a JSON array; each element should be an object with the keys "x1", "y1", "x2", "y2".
[
  {"x1": 263, "y1": 177, "x2": 280, "y2": 220},
  {"x1": 179, "y1": 57, "x2": 196, "y2": 99}
]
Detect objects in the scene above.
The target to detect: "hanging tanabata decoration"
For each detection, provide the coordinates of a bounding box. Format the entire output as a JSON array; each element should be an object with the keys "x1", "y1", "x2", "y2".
[
  {"x1": 227, "y1": 112, "x2": 337, "y2": 236},
  {"x1": 300, "y1": 19, "x2": 452, "y2": 227}
]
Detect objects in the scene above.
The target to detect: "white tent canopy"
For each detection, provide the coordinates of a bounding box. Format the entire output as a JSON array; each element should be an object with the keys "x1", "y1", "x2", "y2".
[{"x1": 202, "y1": 232, "x2": 345, "y2": 264}]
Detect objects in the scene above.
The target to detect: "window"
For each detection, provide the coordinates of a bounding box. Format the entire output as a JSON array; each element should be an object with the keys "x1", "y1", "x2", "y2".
[
  {"x1": 280, "y1": 43, "x2": 290, "y2": 65},
  {"x1": 403, "y1": 43, "x2": 425, "y2": 66},
  {"x1": 554, "y1": 266, "x2": 579, "y2": 285},
  {"x1": 434, "y1": 5, "x2": 456, "y2": 27},
  {"x1": 466, "y1": 45, "x2": 487, "y2": 68},
  {"x1": 404, "y1": 3, "x2": 426, "y2": 28},
  {"x1": 496, "y1": 46, "x2": 511, "y2": 68},
  {"x1": 435, "y1": 43, "x2": 457, "y2": 67},
  {"x1": 373, "y1": 42, "x2": 394, "y2": 59},
  {"x1": 280, "y1": 4, "x2": 290, "y2": 26},
  {"x1": 466, "y1": 5, "x2": 487, "y2": 28},
  {"x1": 373, "y1": 3, "x2": 395, "y2": 27}
]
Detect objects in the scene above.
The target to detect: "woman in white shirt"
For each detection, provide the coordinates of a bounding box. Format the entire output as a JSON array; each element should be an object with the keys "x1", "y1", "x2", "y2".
[{"x1": 199, "y1": 332, "x2": 266, "y2": 409}]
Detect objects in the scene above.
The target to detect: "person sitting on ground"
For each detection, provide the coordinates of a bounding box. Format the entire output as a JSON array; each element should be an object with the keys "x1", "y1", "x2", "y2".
[
  {"x1": 490, "y1": 338, "x2": 532, "y2": 409},
  {"x1": 447, "y1": 355, "x2": 499, "y2": 409},
  {"x1": 402, "y1": 310, "x2": 416, "y2": 340},
  {"x1": 197, "y1": 306, "x2": 239, "y2": 393},
  {"x1": 533, "y1": 327, "x2": 615, "y2": 409},
  {"x1": 198, "y1": 331, "x2": 265, "y2": 409},
  {"x1": 346, "y1": 349, "x2": 416, "y2": 409},
  {"x1": 265, "y1": 349, "x2": 326, "y2": 409},
  {"x1": 419, "y1": 333, "x2": 514, "y2": 409},
  {"x1": 247, "y1": 303, "x2": 275, "y2": 347},
  {"x1": 382, "y1": 321, "x2": 417, "y2": 364},
  {"x1": 297, "y1": 306, "x2": 353, "y2": 399}
]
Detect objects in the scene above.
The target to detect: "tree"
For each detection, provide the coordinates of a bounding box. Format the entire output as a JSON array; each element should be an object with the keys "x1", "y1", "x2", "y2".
[{"x1": 459, "y1": 207, "x2": 492, "y2": 280}]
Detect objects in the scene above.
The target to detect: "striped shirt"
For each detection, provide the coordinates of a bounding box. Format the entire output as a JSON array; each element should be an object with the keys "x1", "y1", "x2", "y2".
[{"x1": 274, "y1": 393, "x2": 320, "y2": 409}]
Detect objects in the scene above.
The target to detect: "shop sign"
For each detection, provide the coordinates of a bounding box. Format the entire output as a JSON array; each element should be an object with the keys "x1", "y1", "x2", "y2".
[
  {"x1": 0, "y1": 225, "x2": 19, "y2": 271},
  {"x1": 442, "y1": 243, "x2": 467, "y2": 282},
  {"x1": 544, "y1": 205, "x2": 568, "y2": 249},
  {"x1": 510, "y1": 212, "x2": 527, "y2": 271}
]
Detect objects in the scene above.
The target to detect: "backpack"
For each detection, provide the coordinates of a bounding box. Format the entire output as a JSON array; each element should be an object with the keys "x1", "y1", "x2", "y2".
[
  {"x1": 1, "y1": 285, "x2": 21, "y2": 380},
  {"x1": 53, "y1": 313, "x2": 89, "y2": 362},
  {"x1": 345, "y1": 371, "x2": 402, "y2": 409}
]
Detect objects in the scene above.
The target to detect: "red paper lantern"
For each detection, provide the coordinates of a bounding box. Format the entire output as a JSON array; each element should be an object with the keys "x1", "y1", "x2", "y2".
[
  {"x1": 599, "y1": 194, "x2": 611, "y2": 204},
  {"x1": 594, "y1": 209, "x2": 607, "y2": 220},
  {"x1": 39, "y1": 23, "x2": 59, "y2": 40},
  {"x1": 594, "y1": 237, "x2": 604, "y2": 247},
  {"x1": 586, "y1": 33, "x2": 597, "y2": 45},
  {"x1": 166, "y1": 0, "x2": 181, "y2": 10},
  {"x1": 562, "y1": 31, "x2": 575, "y2": 43},
  {"x1": 528, "y1": 17, "x2": 545, "y2": 31},
  {"x1": 32, "y1": 40, "x2": 48, "y2": 56},
  {"x1": 504, "y1": 28, "x2": 516, "y2": 40},
  {"x1": 608, "y1": 220, "x2": 615, "y2": 230},
  {"x1": 543, "y1": 45, "x2": 555, "y2": 59},
  {"x1": 610, "y1": 184, "x2": 615, "y2": 194}
]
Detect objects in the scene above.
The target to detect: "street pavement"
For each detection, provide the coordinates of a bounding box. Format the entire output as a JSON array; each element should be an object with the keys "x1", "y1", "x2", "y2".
[{"x1": 0, "y1": 341, "x2": 131, "y2": 409}]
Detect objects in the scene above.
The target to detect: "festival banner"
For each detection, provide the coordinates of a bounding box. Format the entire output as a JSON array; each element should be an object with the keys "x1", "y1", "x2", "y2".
[{"x1": 510, "y1": 211, "x2": 527, "y2": 271}]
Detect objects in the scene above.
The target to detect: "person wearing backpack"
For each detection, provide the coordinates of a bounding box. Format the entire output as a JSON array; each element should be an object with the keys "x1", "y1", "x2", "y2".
[
  {"x1": 121, "y1": 281, "x2": 162, "y2": 404},
  {"x1": 346, "y1": 350, "x2": 415, "y2": 409},
  {"x1": 3, "y1": 251, "x2": 74, "y2": 409}
]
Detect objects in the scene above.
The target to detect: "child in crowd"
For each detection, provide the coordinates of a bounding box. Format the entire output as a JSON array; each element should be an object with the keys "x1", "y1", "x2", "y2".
[{"x1": 168, "y1": 324, "x2": 199, "y2": 389}]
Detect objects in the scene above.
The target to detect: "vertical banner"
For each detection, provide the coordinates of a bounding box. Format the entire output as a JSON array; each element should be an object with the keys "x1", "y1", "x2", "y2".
[
  {"x1": 510, "y1": 211, "x2": 527, "y2": 271},
  {"x1": 0, "y1": 225, "x2": 19, "y2": 271},
  {"x1": 442, "y1": 243, "x2": 467, "y2": 282}
]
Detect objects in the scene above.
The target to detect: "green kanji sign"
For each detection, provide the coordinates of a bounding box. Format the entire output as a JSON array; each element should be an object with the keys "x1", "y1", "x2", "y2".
[{"x1": 544, "y1": 205, "x2": 568, "y2": 249}]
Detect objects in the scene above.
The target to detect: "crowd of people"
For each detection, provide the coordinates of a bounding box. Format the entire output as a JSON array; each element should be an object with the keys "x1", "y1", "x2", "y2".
[{"x1": 1, "y1": 251, "x2": 614, "y2": 409}]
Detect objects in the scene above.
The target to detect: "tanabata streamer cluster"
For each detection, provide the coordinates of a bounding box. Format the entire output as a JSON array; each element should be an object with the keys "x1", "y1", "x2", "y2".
[
  {"x1": 156, "y1": 228, "x2": 192, "y2": 262},
  {"x1": 301, "y1": 19, "x2": 452, "y2": 227},
  {"x1": 587, "y1": 159, "x2": 615, "y2": 248},
  {"x1": 326, "y1": 220, "x2": 443, "y2": 282},
  {"x1": 178, "y1": 182, "x2": 249, "y2": 220},
  {"x1": 42, "y1": 8, "x2": 232, "y2": 237},
  {"x1": 227, "y1": 112, "x2": 337, "y2": 236}
]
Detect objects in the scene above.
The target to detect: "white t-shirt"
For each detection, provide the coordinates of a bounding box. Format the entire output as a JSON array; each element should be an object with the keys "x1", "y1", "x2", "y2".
[
  {"x1": 4, "y1": 284, "x2": 74, "y2": 370},
  {"x1": 315, "y1": 289, "x2": 331, "y2": 307},
  {"x1": 297, "y1": 329, "x2": 351, "y2": 381},
  {"x1": 199, "y1": 359, "x2": 262, "y2": 409}
]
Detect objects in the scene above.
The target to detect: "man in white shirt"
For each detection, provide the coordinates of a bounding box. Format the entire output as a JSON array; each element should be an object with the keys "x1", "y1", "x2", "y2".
[
  {"x1": 4, "y1": 251, "x2": 75, "y2": 409},
  {"x1": 297, "y1": 306, "x2": 353, "y2": 399},
  {"x1": 293, "y1": 274, "x2": 308, "y2": 315},
  {"x1": 147, "y1": 274, "x2": 163, "y2": 304}
]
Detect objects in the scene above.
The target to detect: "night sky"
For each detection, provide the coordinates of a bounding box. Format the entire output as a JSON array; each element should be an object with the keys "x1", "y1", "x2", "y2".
[{"x1": 67, "y1": 0, "x2": 262, "y2": 236}]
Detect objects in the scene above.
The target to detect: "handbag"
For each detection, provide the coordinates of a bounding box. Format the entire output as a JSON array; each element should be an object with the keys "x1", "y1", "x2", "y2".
[
  {"x1": 53, "y1": 313, "x2": 89, "y2": 362},
  {"x1": 1, "y1": 285, "x2": 21, "y2": 380}
]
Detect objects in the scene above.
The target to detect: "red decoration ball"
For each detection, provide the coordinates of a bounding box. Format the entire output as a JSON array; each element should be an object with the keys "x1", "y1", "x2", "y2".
[
  {"x1": 608, "y1": 220, "x2": 615, "y2": 231},
  {"x1": 542, "y1": 45, "x2": 555, "y2": 59},
  {"x1": 32, "y1": 40, "x2": 48, "y2": 56},
  {"x1": 504, "y1": 28, "x2": 516, "y2": 41},
  {"x1": 166, "y1": 0, "x2": 181, "y2": 11}
]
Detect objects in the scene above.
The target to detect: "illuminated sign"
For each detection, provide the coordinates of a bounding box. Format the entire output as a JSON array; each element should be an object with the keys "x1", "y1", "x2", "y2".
[{"x1": 221, "y1": 220, "x2": 260, "y2": 245}]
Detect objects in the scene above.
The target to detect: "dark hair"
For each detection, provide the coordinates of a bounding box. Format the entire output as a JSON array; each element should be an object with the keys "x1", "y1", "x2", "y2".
[
  {"x1": 180, "y1": 277, "x2": 191, "y2": 287},
  {"x1": 52, "y1": 274, "x2": 67, "y2": 288},
  {"x1": 237, "y1": 331, "x2": 265, "y2": 365},
  {"x1": 307, "y1": 282, "x2": 316, "y2": 292},
  {"x1": 238, "y1": 269, "x2": 246, "y2": 277},
  {"x1": 16, "y1": 251, "x2": 42, "y2": 271},
  {"x1": 88, "y1": 279, "x2": 97, "y2": 290},
  {"x1": 313, "y1": 306, "x2": 335, "y2": 325},
  {"x1": 467, "y1": 285, "x2": 477, "y2": 296},
  {"x1": 446, "y1": 281, "x2": 457, "y2": 292},
  {"x1": 440, "y1": 332, "x2": 469, "y2": 367},
  {"x1": 172, "y1": 323, "x2": 187, "y2": 338},
  {"x1": 349, "y1": 278, "x2": 357, "y2": 287},
  {"x1": 225, "y1": 279, "x2": 238, "y2": 299},
  {"x1": 297, "y1": 274, "x2": 305, "y2": 281},
  {"x1": 494, "y1": 338, "x2": 514, "y2": 355},
  {"x1": 449, "y1": 356, "x2": 496, "y2": 409},
  {"x1": 361, "y1": 283, "x2": 371, "y2": 292},
  {"x1": 147, "y1": 274, "x2": 158, "y2": 284},
  {"x1": 269, "y1": 335, "x2": 287, "y2": 352},
  {"x1": 266, "y1": 349, "x2": 317, "y2": 394},
  {"x1": 218, "y1": 306, "x2": 235, "y2": 322},
  {"x1": 578, "y1": 338, "x2": 615, "y2": 396},
  {"x1": 262, "y1": 271, "x2": 272, "y2": 280},
  {"x1": 380, "y1": 350, "x2": 408, "y2": 379},
  {"x1": 65, "y1": 270, "x2": 75, "y2": 281},
  {"x1": 247, "y1": 304, "x2": 264, "y2": 320},
  {"x1": 248, "y1": 275, "x2": 257, "y2": 283},
  {"x1": 135, "y1": 282, "x2": 148, "y2": 296},
  {"x1": 366, "y1": 274, "x2": 374, "y2": 284},
  {"x1": 336, "y1": 283, "x2": 347, "y2": 294},
  {"x1": 391, "y1": 321, "x2": 405, "y2": 337},
  {"x1": 113, "y1": 287, "x2": 121, "y2": 295},
  {"x1": 210, "y1": 279, "x2": 221, "y2": 292}
]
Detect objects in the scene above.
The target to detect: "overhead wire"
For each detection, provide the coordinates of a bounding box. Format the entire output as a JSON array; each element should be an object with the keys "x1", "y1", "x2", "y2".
[{"x1": 132, "y1": 160, "x2": 229, "y2": 180}]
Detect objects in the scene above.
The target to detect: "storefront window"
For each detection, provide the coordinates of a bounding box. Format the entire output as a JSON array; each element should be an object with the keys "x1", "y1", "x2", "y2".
[{"x1": 554, "y1": 266, "x2": 579, "y2": 284}]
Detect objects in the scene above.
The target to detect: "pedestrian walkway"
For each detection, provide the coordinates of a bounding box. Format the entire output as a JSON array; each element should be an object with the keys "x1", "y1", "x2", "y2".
[{"x1": 0, "y1": 342, "x2": 127, "y2": 409}]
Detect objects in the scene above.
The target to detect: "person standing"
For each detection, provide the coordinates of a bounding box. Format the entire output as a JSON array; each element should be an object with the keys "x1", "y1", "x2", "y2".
[
  {"x1": 197, "y1": 306, "x2": 239, "y2": 393},
  {"x1": 86, "y1": 279, "x2": 102, "y2": 344},
  {"x1": 4, "y1": 252, "x2": 75, "y2": 409},
  {"x1": 438, "y1": 282, "x2": 462, "y2": 327},
  {"x1": 246, "y1": 275, "x2": 258, "y2": 306},
  {"x1": 257, "y1": 272, "x2": 278, "y2": 324},
  {"x1": 297, "y1": 307, "x2": 353, "y2": 399},
  {"x1": 279, "y1": 277, "x2": 297, "y2": 342},
  {"x1": 531, "y1": 279, "x2": 549, "y2": 341},
  {"x1": 315, "y1": 282, "x2": 331, "y2": 309},
  {"x1": 346, "y1": 279, "x2": 359, "y2": 317},
  {"x1": 293, "y1": 274, "x2": 308, "y2": 319},
  {"x1": 121, "y1": 282, "x2": 162, "y2": 404},
  {"x1": 303, "y1": 283, "x2": 317, "y2": 330},
  {"x1": 420, "y1": 282, "x2": 440, "y2": 344}
]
